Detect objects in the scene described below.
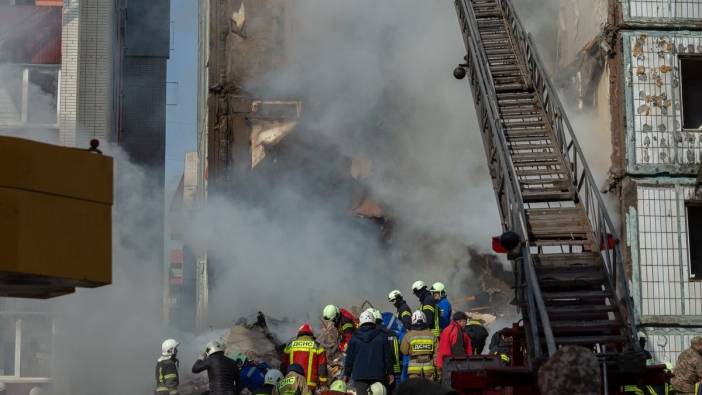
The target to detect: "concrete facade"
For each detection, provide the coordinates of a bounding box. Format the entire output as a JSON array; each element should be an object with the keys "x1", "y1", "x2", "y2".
[
  {"x1": 59, "y1": 0, "x2": 114, "y2": 147},
  {"x1": 612, "y1": 0, "x2": 702, "y2": 364}
]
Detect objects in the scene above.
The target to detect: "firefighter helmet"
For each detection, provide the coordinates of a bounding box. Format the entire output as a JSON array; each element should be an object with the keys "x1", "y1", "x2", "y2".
[
  {"x1": 359, "y1": 309, "x2": 376, "y2": 325},
  {"x1": 411, "y1": 281, "x2": 426, "y2": 292},
  {"x1": 388, "y1": 289, "x2": 402, "y2": 303},
  {"x1": 205, "y1": 340, "x2": 224, "y2": 357},
  {"x1": 322, "y1": 304, "x2": 339, "y2": 321},
  {"x1": 411, "y1": 310, "x2": 426, "y2": 325},
  {"x1": 430, "y1": 282, "x2": 446, "y2": 295},
  {"x1": 370, "y1": 382, "x2": 387, "y2": 395},
  {"x1": 264, "y1": 369, "x2": 284, "y2": 386},
  {"x1": 161, "y1": 339, "x2": 179, "y2": 357},
  {"x1": 330, "y1": 380, "x2": 347, "y2": 392},
  {"x1": 297, "y1": 323, "x2": 314, "y2": 336},
  {"x1": 372, "y1": 309, "x2": 382, "y2": 322}
]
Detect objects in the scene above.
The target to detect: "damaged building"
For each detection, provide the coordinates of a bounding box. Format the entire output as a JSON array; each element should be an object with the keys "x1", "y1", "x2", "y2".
[{"x1": 556, "y1": 0, "x2": 702, "y2": 364}]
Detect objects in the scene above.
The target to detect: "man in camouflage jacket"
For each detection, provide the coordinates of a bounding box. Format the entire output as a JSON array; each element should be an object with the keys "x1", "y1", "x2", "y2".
[{"x1": 672, "y1": 336, "x2": 702, "y2": 394}]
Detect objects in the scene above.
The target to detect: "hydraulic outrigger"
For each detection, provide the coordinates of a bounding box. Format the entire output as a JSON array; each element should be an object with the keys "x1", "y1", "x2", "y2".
[{"x1": 444, "y1": 0, "x2": 668, "y2": 393}]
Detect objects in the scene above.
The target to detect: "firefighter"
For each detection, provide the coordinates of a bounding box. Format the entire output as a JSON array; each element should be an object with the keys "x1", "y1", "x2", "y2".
[
  {"x1": 488, "y1": 329, "x2": 511, "y2": 365},
  {"x1": 282, "y1": 323, "x2": 328, "y2": 391},
  {"x1": 373, "y1": 309, "x2": 401, "y2": 388},
  {"x1": 672, "y1": 336, "x2": 702, "y2": 395},
  {"x1": 382, "y1": 311, "x2": 409, "y2": 384},
  {"x1": 412, "y1": 281, "x2": 440, "y2": 337},
  {"x1": 192, "y1": 340, "x2": 240, "y2": 395},
  {"x1": 156, "y1": 338, "x2": 180, "y2": 395},
  {"x1": 430, "y1": 282, "x2": 452, "y2": 330},
  {"x1": 400, "y1": 310, "x2": 438, "y2": 381},
  {"x1": 255, "y1": 369, "x2": 283, "y2": 395},
  {"x1": 322, "y1": 304, "x2": 357, "y2": 352},
  {"x1": 277, "y1": 363, "x2": 311, "y2": 395},
  {"x1": 388, "y1": 290, "x2": 413, "y2": 329},
  {"x1": 344, "y1": 309, "x2": 394, "y2": 394},
  {"x1": 465, "y1": 314, "x2": 489, "y2": 355}
]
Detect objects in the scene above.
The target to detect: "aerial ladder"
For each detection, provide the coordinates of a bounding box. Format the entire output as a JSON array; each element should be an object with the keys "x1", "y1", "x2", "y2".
[{"x1": 446, "y1": 0, "x2": 667, "y2": 393}]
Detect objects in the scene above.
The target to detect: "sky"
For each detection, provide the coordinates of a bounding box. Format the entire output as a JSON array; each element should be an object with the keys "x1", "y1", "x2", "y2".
[{"x1": 165, "y1": 0, "x2": 198, "y2": 190}]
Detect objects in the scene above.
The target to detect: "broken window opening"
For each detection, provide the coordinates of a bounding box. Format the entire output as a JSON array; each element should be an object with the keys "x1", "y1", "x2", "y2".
[
  {"x1": 680, "y1": 57, "x2": 702, "y2": 130},
  {"x1": 687, "y1": 201, "x2": 702, "y2": 281}
]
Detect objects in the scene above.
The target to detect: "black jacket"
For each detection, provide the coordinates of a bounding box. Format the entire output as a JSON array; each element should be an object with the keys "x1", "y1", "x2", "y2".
[
  {"x1": 155, "y1": 357, "x2": 179, "y2": 392},
  {"x1": 393, "y1": 299, "x2": 412, "y2": 330},
  {"x1": 344, "y1": 324, "x2": 393, "y2": 381},
  {"x1": 192, "y1": 351, "x2": 240, "y2": 394},
  {"x1": 417, "y1": 290, "x2": 439, "y2": 334}
]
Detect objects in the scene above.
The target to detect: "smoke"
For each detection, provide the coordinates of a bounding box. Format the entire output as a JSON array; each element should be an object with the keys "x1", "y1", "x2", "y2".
[
  {"x1": 190, "y1": 0, "x2": 505, "y2": 333},
  {"x1": 0, "y1": 0, "x2": 622, "y2": 393}
]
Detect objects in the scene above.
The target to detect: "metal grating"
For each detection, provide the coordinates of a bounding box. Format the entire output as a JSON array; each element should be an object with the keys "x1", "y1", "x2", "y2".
[
  {"x1": 624, "y1": 31, "x2": 702, "y2": 174},
  {"x1": 624, "y1": 0, "x2": 702, "y2": 20},
  {"x1": 636, "y1": 182, "x2": 702, "y2": 317},
  {"x1": 645, "y1": 328, "x2": 702, "y2": 365}
]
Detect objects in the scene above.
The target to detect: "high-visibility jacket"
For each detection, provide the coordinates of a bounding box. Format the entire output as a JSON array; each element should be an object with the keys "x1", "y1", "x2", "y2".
[
  {"x1": 155, "y1": 357, "x2": 179, "y2": 395},
  {"x1": 282, "y1": 335, "x2": 328, "y2": 389},
  {"x1": 624, "y1": 384, "x2": 668, "y2": 395},
  {"x1": 336, "y1": 308, "x2": 357, "y2": 352},
  {"x1": 379, "y1": 325, "x2": 401, "y2": 375},
  {"x1": 400, "y1": 328, "x2": 437, "y2": 379},
  {"x1": 277, "y1": 371, "x2": 311, "y2": 395},
  {"x1": 419, "y1": 295, "x2": 440, "y2": 338},
  {"x1": 392, "y1": 300, "x2": 413, "y2": 330}
]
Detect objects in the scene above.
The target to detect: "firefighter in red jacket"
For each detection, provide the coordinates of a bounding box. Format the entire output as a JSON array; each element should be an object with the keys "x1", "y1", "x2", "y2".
[
  {"x1": 282, "y1": 323, "x2": 329, "y2": 391},
  {"x1": 322, "y1": 305, "x2": 357, "y2": 352},
  {"x1": 436, "y1": 311, "x2": 472, "y2": 374}
]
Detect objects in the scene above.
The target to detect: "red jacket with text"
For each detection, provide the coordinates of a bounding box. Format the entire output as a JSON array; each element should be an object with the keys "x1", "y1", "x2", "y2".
[{"x1": 282, "y1": 335, "x2": 328, "y2": 389}]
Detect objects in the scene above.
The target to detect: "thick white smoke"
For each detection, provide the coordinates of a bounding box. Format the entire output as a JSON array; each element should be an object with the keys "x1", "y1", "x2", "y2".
[{"x1": 190, "y1": 0, "x2": 503, "y2": 331}]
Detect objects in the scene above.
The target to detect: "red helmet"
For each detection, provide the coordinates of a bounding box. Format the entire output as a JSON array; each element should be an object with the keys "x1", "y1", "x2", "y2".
[{"x1": 297, "y1": 323, "x2": 314, "y2": 336}]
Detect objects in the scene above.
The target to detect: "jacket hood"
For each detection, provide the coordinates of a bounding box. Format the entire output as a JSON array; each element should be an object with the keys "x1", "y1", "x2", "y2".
[{"x1": 354, "y1": 325, "x2": 382, "y2": 343}]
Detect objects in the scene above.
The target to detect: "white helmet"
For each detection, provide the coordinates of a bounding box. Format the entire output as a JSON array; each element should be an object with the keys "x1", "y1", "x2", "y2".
[
  {"x1": 323, "y1": 304, "x2": 340, "y2": 321},
  {"x1": 205, "y1": 340, "x2": 224, "y2": 357},
  {"x1": 161, "y1": 339, "x2": 179, "y2": 357},
  {"x1": 388, "y1": 290, "x2": 402, "y2": 302},
  {"x1": 264, "y1": 369, "x2": 284, "y2": 386},
  {"x1": 411, "y1": 281, "x2": 426, "y2": 292},
  {"x1": 28, "y1": 388, "x2": 43, "y2": 395},
  {"x1": 372, "y1": 309, "x2": 382, "y2": 322},
  {"x1": 430, "y1": 282, "x2": 446, "y2": 294},
  {"x1": 411, "y1": 310, "x2": 426, "y2": 325},
  {"x1": 359, "y1": 309, "x2": 376, "y2": 325},
  {"x1": 369, "y1": 382, "x2": 387, "y2": 395}
]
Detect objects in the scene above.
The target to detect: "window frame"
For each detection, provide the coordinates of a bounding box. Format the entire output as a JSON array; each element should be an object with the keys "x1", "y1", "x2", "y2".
[
  {"x1": 678, "y1": 55, "x2": 702, "y2": 131},
  {"x1": 0, "y1": 313, "x2": 53, "y2": 383},
  {"x1": 686, "y1": 199, "x2": 702, "y2": 281}
]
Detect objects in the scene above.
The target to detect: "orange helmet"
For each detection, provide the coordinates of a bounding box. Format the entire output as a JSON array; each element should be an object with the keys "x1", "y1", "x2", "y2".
[{"x1": 297, "y1": 323, "x2": 314, "y2": 336}]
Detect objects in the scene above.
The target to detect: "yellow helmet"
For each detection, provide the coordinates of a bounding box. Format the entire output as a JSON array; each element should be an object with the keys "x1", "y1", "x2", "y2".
[
  {"x1": 330, "y1": 380, "x2": 347, "y2": 392},
  {"x1": 322, "y1": 304, "x2": 339, "y2": 320}
]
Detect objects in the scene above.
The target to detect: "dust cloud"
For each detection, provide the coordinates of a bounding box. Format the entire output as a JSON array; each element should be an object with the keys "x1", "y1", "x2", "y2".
[{"x1": 0, "y1": 0, "x2": 623, "y2": 393}]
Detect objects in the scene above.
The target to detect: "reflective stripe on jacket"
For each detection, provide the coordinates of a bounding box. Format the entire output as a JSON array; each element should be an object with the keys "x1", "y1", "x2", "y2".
[
  {"x1": 337, "y1": 308, "x2": 357, "y2": 352},
  {"x1": 277, "y1": 371, "x2": 311, "y2": 395},
  {"x1": 282, "y1": 335, "x2": 328, "y2": 388},
  {"x1": 155, "y1": 358, "x2": 179, "y2": 395},
  {"x1": 400, "y1": 329, "x2": 437, "y2": 376}
]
